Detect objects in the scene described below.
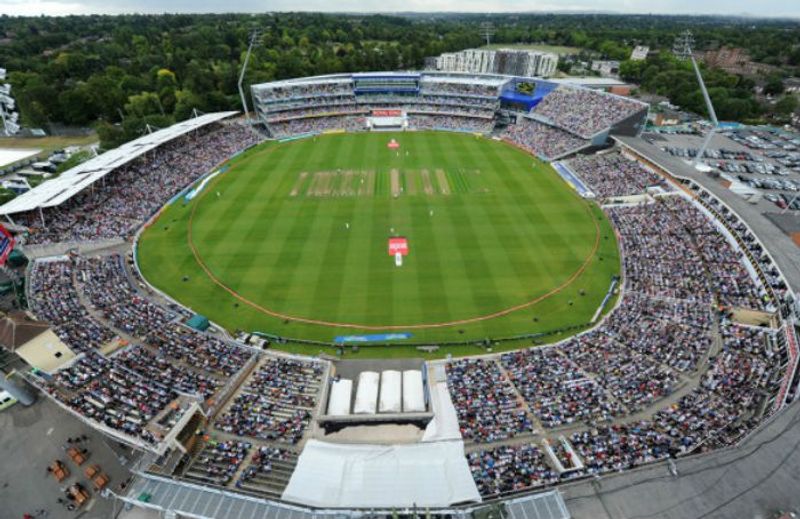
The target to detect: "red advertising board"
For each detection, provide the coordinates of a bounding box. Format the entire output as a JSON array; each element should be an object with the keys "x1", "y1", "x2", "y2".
[
  {"x1": 388, "y1": 237, "x2": 409, "y2": 256},
  {"x1": 0, "y1": 224, "x2": 14, "y2": 266}
]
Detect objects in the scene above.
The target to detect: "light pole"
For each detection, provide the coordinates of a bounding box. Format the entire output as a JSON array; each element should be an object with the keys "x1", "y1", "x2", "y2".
[
  {"x1": 238, "y1": 30, "x2": 260, "y2": 123},
  {"x1": 674, "y1": 31, "x2": 719, "y2": 172}
]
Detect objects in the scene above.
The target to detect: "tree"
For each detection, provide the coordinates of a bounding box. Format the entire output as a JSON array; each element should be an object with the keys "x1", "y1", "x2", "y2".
[
  {"x1": 763, "y1": 75, "x2": 785, "y2": 96},
  {"x1": 58, "y1": 86, "x2": 95, "y2": 125},
  {"x1": 774, "y1": 95, "x2": 798, "y2": 116},
  {"x1": 173, "y1": 89, "x2": 203, "y2": 120},
  {"x1": 124, "y1": 92, "x2": 163, "y2": 118}
]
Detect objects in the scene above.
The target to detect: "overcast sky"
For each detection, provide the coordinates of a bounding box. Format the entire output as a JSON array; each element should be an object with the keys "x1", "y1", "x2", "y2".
[{"x1": 1, "y1": 0, "x2": 799, "y2": 18}]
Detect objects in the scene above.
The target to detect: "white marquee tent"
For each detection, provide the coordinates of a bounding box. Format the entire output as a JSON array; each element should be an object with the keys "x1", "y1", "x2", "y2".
[
  {"x1": 353, "y1": 371, "x2": 379, "y2": 415},
  {"x1": 378, "y1": 370, "x2": 401, "y2": 413},
  {"x1": 402, "y1": 370, "x2": 426, "y2": 412},
  {"x1": 326, "y1": 378, "x2": 353, "y2": 416},
  {"x1": 282, "y1": 440, "x2": 481, "y2": 508}
]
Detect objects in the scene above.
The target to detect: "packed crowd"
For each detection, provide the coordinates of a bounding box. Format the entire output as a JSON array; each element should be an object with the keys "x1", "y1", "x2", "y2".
[
  {"x1": 467, "y1": 444, "x2": 558, "y2": 497},
  {"x1": 445, "y1": 358, "x2": 533, "y2": 443},
  {"x1": 407, "y1": 114, "x2": 494, "y2": 133},
  {"x1": 29, "y1": 259, "x2": 117, "y2": 353},
  {"x1": 115, "y1": 345, "x2": 222, "y2": 400},
  {"x1": 29, "y1": 252, "x2": 255, "y2": 446},
  {"x1": 260, "y1": 94, "x2": 357, "y2": 114},
  {"x1": 550, "y1": 438, "x2": 583, "y2": 472},
  {"x1": 147, "y1": 325, "x2": 252, "y2": 379},
  {"x1": 568, "y1": 422, "x2": 673, "y2": 474},
  {"x1": 602, "y1": 296, "x2": 713, "y2": 373},
  {"x1": 77, "y1": 254, "x2": 177, "y2": 339},
  {"x1": 560, "y1": 330, "x2": 679, "y2": 413},
  {"x1": 255, "y1": 82, "x2": 355, "y2": 101},
  {"x1": 418, "y1": 94, "x2": 498, "y2": 109},
  {"x1": 19, "y1": 122, "x2": 260, "y2": 245},
  {"x1": 691, "y1": 182, "x2": 787, "y2": 307},
  {"x1": 502, "y1": 118, "x2": 590, "y2": 160},
  {"x1": 567, "y1": 151, "x2": 672, "y2": 198},
  {"x1": 66, "y1": 252, "x2": 250, "y2": 378},
  {"x1": 266, "y1": 105, "x2": 366, "y2": 123},
  {"x1": 609, "y1": 197, "x2": 767, "y2": 310},
  {"x1": 264, "y1": 95, "x2": 497, "y2": 123},
  {"x1": 500, "y1": 347, "x2": 625, "y2": 428},
  {"x1": 445, "y1": 154, "x2": 789, "y2": 496},
  {"x1": 531, "y1": 86, "x2": 646, "y2": 138},
  {"x1": 420, "y1": 80, "x2": 500, "y2": 97},
  {"x1": 268, "y1": 115, "x2": 366, "y2": 138},
  {"x1": 464, "y1": 320, "x2": 784, "y2": 496},
  {"x1": 215, "y1": 357, "x2": 325, "y2": 444},
  {"x1": 407, "y1": 106, "x2": 494, "y2": 118}
]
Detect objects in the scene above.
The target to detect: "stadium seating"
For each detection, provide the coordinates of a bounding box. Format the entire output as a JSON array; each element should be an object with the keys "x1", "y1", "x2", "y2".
[
  {"x1": 14, "y1": 91, "x2": 794, "y2": 507},
  {"x1": 235, "y1": 446, "x2": 298, "y2": 498},
  {"x1": 183, "y1": 440, "x2": 252, "y2": 487},
  {"x1": 17, "y1": 122, "x2": 261, "y2": 246},
  {"x1": 445, "y1": 358, "x2": 533, "y2": 443},
  {"x1": 446, "y1": 190, "x2": 785, "y2": 498},
  {"x1": 529, "y1": 86, "x2": 646, "y2": 138},
  {"x1": 501, "y1": 117, "x2": 590, "y2": 160},
  {"x1": 565, "y1": 151, "x2": 673, "y2": 198},
  {"x1": 214, "y1": 356, "x2": 325, "y2": 445}
]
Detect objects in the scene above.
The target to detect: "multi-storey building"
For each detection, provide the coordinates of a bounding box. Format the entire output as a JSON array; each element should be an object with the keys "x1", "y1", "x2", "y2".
[{"x1": 432, "y1": 48, "x2": 558, "y2": 78}]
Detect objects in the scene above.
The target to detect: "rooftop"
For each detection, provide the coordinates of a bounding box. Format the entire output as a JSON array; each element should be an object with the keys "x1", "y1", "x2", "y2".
[{"x1": 0, "y1": 111, "x2": 238, "y2": 216}]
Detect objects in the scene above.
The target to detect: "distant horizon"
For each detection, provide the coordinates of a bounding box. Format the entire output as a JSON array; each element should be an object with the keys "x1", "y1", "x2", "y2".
[{"x1": 2, "y1": 2, "x2": 800, "y2": 19}]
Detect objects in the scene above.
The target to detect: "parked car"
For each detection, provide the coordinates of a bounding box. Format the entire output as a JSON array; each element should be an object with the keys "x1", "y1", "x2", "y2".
[{"x1": 0, "y1": 390, "x2": 18, "y2": 411}]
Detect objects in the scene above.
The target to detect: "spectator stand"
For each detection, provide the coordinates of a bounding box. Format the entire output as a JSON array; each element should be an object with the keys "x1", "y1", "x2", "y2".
[
  {"x1": 26, "y1": 353, "x2": 204, "y2": 456},
  {"x1": 551, "y1": 161, "x2": 594, "y2": 198},
  {"x1": 501, "y1": 116, "x2": 593, "y2": 161},
  {"x1": 9, "y1": 119, "x2": 260, "y2": 249},
  {"x1": 615, "y1": 137, "x2": 795, "y2": 317},
  {"x1": 440, "y1": 175, "x2": 790, "y2": 498},
  {"x1": 0, "y1": 111, "x2": 239, "y2": 227},
  {"x1": 212, "y1": 353, "x2": 330, "y2": 447}
]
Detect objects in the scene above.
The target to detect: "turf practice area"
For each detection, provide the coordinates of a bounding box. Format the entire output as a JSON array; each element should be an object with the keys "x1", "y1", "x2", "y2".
[{"x1": 137, "y1": 131, "x2": 620, "y2": 352}]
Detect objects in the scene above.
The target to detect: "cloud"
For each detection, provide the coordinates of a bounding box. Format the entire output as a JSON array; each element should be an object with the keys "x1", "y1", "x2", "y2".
[
  {"x1": 1, "y1": 0, "x2": 798, "y2": 17},
  {"x1": 2, "y1": 0, "x2": 90, "y2": 16}
]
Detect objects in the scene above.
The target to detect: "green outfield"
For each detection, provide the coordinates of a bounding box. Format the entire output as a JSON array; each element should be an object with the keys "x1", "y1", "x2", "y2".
[{"x1": 137, "y1": 131, "x2": 620, "y2": 354}]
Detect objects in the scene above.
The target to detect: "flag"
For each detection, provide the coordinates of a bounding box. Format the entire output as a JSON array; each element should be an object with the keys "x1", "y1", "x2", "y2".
[{"x1": 0, "y1": 224, "x2": 14, "y2": 266}]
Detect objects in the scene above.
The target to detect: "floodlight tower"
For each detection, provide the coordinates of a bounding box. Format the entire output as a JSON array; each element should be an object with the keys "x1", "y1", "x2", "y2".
[
  {"x1": 0, "y1": 67, "x2": 21, "y2": 137},
  {"x1": 674, "y1": 31, "x2": 719, "y2": 172},
  {"x1": 238, "y1": 29, "x2": 260, "y2": 124},
  {"x1": 479, "y1": 22, "x2": 495, "y2": 47}
]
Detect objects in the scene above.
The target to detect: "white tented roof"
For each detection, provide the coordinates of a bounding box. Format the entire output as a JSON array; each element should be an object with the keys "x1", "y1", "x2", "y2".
[
  {"x1": 402, "y1": 370, "x2": 425, "y2": 413},
  {"x1": 422, "y1": 381, "x2": 463, "y2": 442},
  {"x1": 282, "y1": 439, "x2": 481, "y2": 508},
  {"x1": 0, "y1": 111, "x2": 238, "y2": 216},
  {"x1": 0, "y1": 148, "x2": 41, "y2": 169},
  {"x1": 327, "y1": 378, "x2": 353, "y2": 416},
  {"x1": 378, "y1": 370, "x2": 401, "y2": 414},
  {"x1": 353, "y1": 371, "x2": 379, "y2": 415}
]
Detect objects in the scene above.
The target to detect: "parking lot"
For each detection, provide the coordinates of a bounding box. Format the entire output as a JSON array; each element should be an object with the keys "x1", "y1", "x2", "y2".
[{"x1": 646, "y1": 128, "x2": 800, "y2": 211}]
